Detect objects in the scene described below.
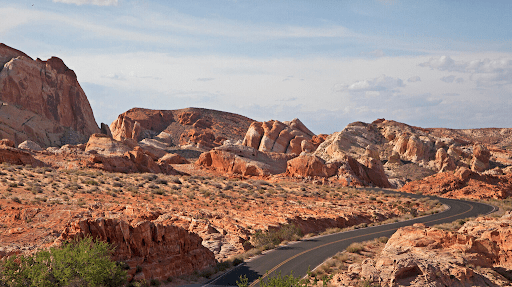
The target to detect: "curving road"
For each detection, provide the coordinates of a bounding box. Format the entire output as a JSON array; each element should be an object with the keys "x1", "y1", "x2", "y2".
[{"x1": 200, "y1": 189, "x2": 496, "y2": 287}]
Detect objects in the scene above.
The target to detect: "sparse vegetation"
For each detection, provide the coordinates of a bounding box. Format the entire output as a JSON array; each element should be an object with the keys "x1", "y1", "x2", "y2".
[
  {"x1": 0, "y1": 162, "x2": 448, "y2": 286},
  {"x1": 0, "y1": 236, "x2": 126, "y2": 286}
]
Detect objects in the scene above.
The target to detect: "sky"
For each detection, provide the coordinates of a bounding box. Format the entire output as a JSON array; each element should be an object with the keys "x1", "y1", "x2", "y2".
[{"x1": 1, "y1": 0, "x2": 511, "y2": 134}]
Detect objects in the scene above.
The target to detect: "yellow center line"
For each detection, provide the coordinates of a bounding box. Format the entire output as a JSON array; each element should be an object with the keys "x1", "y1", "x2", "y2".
[{"x1": 248, "y1": 202, "x2": 473, "y2": 287}]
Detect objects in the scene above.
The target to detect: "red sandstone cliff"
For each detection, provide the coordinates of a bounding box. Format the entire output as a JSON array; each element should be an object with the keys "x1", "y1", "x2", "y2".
[{"x1": 0, "y1": 43, "x2": 100, "y2": 147}]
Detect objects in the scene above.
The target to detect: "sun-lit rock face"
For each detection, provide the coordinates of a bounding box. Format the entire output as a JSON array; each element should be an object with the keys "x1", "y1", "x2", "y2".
[
  {"x1": 242, "y1": 118, "x2": 326, "y2": 155},
  {"x1": 347, "y1": 213, "x2": 512, "y2": 286},
  {"x1": 0, "y1": 43, "x2": 100, "y2": 147}
]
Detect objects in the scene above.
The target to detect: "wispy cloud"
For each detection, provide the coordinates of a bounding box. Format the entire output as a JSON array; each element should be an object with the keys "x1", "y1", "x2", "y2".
[
  {"x1": 439, "y1": 75, "x2": 464, "y2": 84},
  {"x1": 53, "y1": 0, "x2": 118, "y2": 6},
  {"x1": 360, "y1": 49, "x2": 385, "y2": 57},
  {"x1": 0, "y1": 7, "x2": 33, "y2": 35},
  {"x1": 420, "y1": 55, "x2": 512, "y2": 88},
  {"x1": 420, "y1": 55, "x2": 512, "y2": 74}
]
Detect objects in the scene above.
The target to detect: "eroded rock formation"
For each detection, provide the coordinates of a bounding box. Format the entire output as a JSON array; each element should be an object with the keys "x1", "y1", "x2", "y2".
[
  {"x1": 0, "y1": 43, "x2": 100, "y2": 147},
  {"x1": 242, "y1": 118, "x2": 325, "y2": 155},
  {"x1": 400, "y1": 166, "x2": 512, "y2": 199},
  {"x1": 197, "y1": 143, "x2": 295, "y2": 176},
  {"x1": 60, "y1": 217, "x2": 216, "y2": 281},
  {"x1": 347, "y1": 213, "x2": 512, "y2": 286}
]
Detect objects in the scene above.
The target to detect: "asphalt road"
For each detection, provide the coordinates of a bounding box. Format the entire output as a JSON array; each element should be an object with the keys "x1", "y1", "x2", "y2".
[{"x1": 200, "y1": 189, "x2": 496, "y2": 287}]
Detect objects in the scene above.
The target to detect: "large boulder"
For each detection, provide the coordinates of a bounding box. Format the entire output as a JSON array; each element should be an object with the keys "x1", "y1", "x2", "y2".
[
  {"x1": 18, "y1": 140, "x2": 43, "y2": 152},
  {"x1": 0, "y1": 44, "x2": 100, "y2": 147},
  {"x1": 471, "y1": 144, "x2": 491, "y2": 172},
  {"x1": 158, "y1": 153, "x2": 189, "y2": 165},
  {"x1": 85, "y1": 133, "x2": 132, "y2": 155},
  {"x1": 435, "y1": 148, "x2": 456, "y2": 172},
  {"x1": 286, "y1": 154, "x2": 339, "y2": 178}
]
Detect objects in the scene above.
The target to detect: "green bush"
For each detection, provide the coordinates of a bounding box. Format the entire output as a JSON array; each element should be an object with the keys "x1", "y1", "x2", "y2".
[{"x1": 0, "y1": 236, "x2": 126, "y2": 287}]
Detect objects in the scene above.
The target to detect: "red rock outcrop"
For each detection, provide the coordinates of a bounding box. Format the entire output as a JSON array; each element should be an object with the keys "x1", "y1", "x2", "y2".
[
  {"x1": 435, "y1": 148, "x2": 456, "y2": 172},
  {"x1": 158, "y1": 153, "x2": 189, "y2": 165},
  {"x1": 471, "y1": 144, "x2": 491, "y2": 172},
  {"x1": 110, "y1": 107, "x2": 253, "y2": 149},
  {"x1": 311, "y1": 122, "x2": 391, "y2": 187},
  {"x1": 350, "y1": 213, "x2": 512, "y2": 287},
  {"x1": 0, "y1": 43, "x2": 100, "y2": 147},
  {"x1": 86, "y1": 146, "x2": 182, "y2": 175},
  {"x1": 197, "y1": 143, "x2": 296, "y2": 176},
  {"x1": 85, "y1": 133, "x2": 133, "y2": 155},
  {"x1": 242, "y1": 118, "x2": 322, "y2": 155},
  {"x1": 0, "y1": 139, "x2": 15, "y2": 147},
  {"x1": 59, "y1": 217, "x2": 216, "y2": 281},
  {"x1": 400, "y1": 167, "x2": 512, "y2": 199},
  {"x1": 0, "y1": 145, "x2": 45, "y2": 167},
  {"x1": 286, "y1": 154, "x2": 339, "y2": 178}
]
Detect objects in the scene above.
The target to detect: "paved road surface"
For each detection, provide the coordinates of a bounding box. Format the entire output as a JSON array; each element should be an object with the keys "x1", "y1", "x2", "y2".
[{"x1": 199, "y1": 189, "x2": 495, "y2": 287}]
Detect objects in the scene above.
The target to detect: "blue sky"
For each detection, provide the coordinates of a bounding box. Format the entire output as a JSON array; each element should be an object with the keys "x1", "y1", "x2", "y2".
[{"x1": 1, "y1": 0, "x2": 511, "y2": 134}]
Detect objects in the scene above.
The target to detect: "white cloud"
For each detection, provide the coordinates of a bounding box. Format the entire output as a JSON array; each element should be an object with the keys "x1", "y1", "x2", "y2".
[
  {"x1": 342, "y1": 75, "x2": 404, "y2": 92},
  {"x1": 420, "y1": 55, "x2": 512, "y2": 74},
  {"x1": 53, "y1": 0, "x2": 118, "y2": 6},
  {"x1": 419, "y1": 55, "x2": 464, "y2": 71},
  {"x1": 407, "y1": 76, "x2": 421, "y2": 82}
]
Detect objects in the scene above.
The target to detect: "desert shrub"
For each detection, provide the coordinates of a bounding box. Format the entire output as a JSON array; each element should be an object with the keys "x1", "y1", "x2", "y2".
[
  {"x1": 251, "y1": 224, "x2": 302, "y2": 249},
  {"x1": 376, "y1": 236, "x2": 389, "y2": 244},
  {"x1": 112, "y1": 182, "x2": 123, "y2": 188},
  {"x1": 84, "y1": 180, "x2": 99, "y2": 186},
  {"x1": 346, "y1": 242, "x2": 364, "y2": 253},
  {"x1": 359, "y1": 279, "x2": 381, "y2": 287},
  {"x1": 237, "y1": 270, "x2": 331, "y2": 287},
  {"x1": 151, "y1": 189, "x2": 165, "y2": 195},
  {"x1": 0, "y1": 236, "x2": 126, "y2": 287},
  {"x1": 155, "y1": 179, "x2": 167, "y2": 185},
  {"x1": 11, "y1": 197, "x2": 21, "y2": 204}
]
